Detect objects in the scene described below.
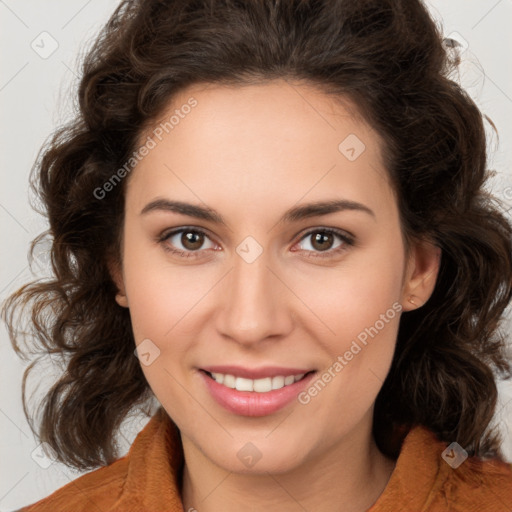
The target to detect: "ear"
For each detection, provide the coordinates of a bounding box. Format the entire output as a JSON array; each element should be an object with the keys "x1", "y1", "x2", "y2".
[
  {"x1": 107, "y1": 256, "x2": 129, "y2": 308},
  {"x1": 401, "y1": 238, "x2": 441, "y2": 312}
]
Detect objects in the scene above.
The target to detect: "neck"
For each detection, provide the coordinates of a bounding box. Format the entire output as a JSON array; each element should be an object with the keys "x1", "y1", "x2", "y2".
[{"x1": 180, "y1": 417, "x2": 396, "y2": 512}]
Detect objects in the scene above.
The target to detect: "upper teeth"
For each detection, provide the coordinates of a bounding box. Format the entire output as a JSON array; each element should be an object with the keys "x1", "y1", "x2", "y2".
[{"x1": 211, "y1": 373, "x2": 305, "y2": 393}]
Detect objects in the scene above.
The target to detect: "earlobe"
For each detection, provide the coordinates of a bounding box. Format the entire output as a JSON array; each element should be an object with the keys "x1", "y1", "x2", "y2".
[
  {"x1": 115, "y1": 292, "x2": 129, "y2": 308},
  {"x1": 406, "y1": 294, "x2": 420, "y2": 307},
  {"x1": 402, "y1": 239, "x2": 441, "y2": 312},
  {"x1": 107, "y1": 256, "x2": 129, "y2": 308}
]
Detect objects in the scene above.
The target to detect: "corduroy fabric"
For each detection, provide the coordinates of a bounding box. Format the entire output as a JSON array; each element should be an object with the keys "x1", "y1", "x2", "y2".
[{"x1": 21, "y1": 407, "x2": 512, "y2": 512}]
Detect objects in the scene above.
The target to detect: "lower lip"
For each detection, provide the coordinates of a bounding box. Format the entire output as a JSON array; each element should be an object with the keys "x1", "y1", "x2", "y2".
[{"x1": 199, "y1": 370, "x2": 316, "y2": 417}]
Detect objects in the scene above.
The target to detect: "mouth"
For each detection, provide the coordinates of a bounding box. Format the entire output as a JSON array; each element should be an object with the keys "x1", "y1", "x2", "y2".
[
  {"x1": 198, "y1": 368, "x2": 317, "y2": 416},
  {"x1": 201, "y1": 369, "x2": 315, "y2": 393}
]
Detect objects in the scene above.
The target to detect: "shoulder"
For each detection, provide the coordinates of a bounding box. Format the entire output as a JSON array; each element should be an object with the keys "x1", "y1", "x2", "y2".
[
  {"x1": 370, "y1": 425, "x2": 512, "y2": 511},
  {"x1": 16, "y1": 407, "x2": 184, "y2": 512},
  {"x1": 19, "y1": 456, "x2": 130, "y2": 512},
  {"x1": 413, "y1": 426, "x2": 512, "y2": 511},
  {"x1": 439, "y1": 452, "x2": 512, "y2": 511}
]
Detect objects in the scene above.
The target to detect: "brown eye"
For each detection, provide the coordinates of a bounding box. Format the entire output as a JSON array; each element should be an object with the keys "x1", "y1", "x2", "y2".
[
  {"x1": 181, "y1": 231, "x2": 205, "y2": 250},
  {"x1": 160, "y1": 228, "x2": 217, "y2": 256},
  {"x1": 295, "y1": 228, "x2": 354, "y2": 257},
  {"x1": 310, "y1": 232, "x2": 335, "y2": 251}
]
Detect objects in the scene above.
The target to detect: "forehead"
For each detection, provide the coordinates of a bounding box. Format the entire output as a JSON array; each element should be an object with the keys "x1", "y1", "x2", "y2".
[{"x1": 126, "y1": 79, "x2": 394, "y2": 219}]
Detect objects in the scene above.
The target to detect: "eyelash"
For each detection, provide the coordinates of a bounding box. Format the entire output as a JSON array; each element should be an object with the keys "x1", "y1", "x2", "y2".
[{"x1": 158, "y1": 226, "x2": 355, "y2": 260}]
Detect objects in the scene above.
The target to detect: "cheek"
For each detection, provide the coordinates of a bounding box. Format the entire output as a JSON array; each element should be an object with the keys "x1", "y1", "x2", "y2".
[
  {"x1": 120, "y1": 240, "x2": 204, "y2": 414},
  {"x1": 123, "y1": 222, "x2": 405, "y2": 350},
  {"x1": 288, "y1": 234, "x2": 404, "y2": 415},
  {"x1": 293, "y1": 275, "x2": 403, "y2": 433},
  {"x1": 121, "y1": 234, "x2": 206, "y2": 342},
  {"x1": 288, "y1": 234, "x2": 405, "y2": 351}
]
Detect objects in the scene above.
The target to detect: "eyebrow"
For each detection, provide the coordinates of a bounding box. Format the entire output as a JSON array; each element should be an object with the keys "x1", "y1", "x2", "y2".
[{"x1": 140, "y1": 198, "x2": 375, "y2": 224}]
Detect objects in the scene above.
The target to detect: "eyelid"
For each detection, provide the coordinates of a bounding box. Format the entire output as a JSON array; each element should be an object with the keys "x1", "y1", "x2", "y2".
[
  {"x1": 158, "y1": 226, "x2": 219, "y2": 256},
  {"x1": 159, "y1": 225, "x2": 217, "y2": 242},
  {"x1": 296, "y1": 226, "x2": 355, "y2": 244},
  {"x1": 158, "y1": 225, "x2": 355, "y2": 258},
  {"x1": 292, "y1": 226, "x2": 355, "y2": 257}
]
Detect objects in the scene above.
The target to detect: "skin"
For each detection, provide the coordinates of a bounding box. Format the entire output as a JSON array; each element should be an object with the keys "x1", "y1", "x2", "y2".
[{"x1": 111, "y1": 79, "x2": 441, "y2": 512}]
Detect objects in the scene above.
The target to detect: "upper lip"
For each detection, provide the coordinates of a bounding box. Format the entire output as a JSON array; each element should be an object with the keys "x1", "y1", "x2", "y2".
[{"x1": 200, "y1": 365, "x2": 315, "y2": 380}]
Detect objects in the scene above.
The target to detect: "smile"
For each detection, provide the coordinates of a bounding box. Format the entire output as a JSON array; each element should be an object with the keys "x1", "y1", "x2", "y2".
[
  {"x1": 199, "y1": 368, "x2": 316, "y2": 416},
  {"x1": 207, "y1": 372, "x2": 306, "y2": 393}
]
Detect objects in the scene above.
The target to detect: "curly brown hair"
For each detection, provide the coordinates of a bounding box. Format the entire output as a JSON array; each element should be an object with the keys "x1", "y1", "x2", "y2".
[{"x1": 3, "y1": 0, "x2": 512, "y2": 470}]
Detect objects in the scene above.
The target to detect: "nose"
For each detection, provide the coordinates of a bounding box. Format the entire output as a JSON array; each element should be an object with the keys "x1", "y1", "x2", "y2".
[{"x1": 215, "y1": 251, "x2": 294, "y2": 346}]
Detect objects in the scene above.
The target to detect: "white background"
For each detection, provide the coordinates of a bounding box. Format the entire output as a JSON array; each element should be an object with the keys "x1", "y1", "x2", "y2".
[{"x1": 1, "y1": 0, "x2": 512, "y2": 510}]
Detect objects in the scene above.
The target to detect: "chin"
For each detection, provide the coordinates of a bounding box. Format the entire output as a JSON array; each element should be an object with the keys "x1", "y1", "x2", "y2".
[{"x1": 197, "y1": 432, "x2": 311, "y2": 475}]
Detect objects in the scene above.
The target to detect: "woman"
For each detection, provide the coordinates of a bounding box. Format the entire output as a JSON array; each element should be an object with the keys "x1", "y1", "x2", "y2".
[{"x1": 3, "y1": 0, "x2": 512, "y2": 510}]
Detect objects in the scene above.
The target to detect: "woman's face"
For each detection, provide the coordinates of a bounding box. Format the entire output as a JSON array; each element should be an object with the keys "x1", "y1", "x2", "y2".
[{"x1": 113, "y1": 79, "x2": 439, "y2": 473}]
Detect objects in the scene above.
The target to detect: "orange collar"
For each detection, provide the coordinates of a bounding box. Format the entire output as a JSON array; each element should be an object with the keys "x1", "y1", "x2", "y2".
[{"x1": 24, "y1": 407, "x2": 512, "y2": 511}]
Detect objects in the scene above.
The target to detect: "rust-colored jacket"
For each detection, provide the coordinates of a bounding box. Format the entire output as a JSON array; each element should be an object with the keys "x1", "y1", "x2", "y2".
[{"x1": 21, "y1": 408, "x2": 512, "y2": 511}]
